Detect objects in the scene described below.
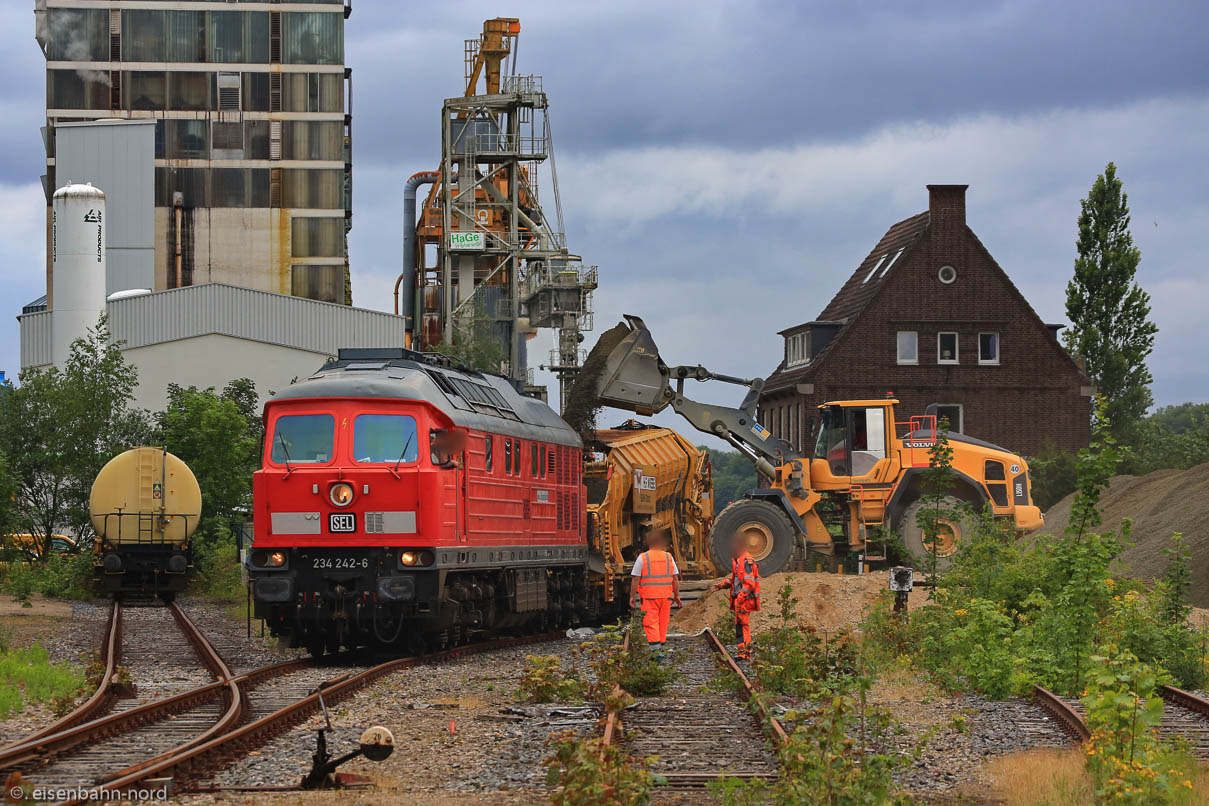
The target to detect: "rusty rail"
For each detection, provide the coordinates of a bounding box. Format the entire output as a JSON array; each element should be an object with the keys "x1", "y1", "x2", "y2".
[
  {"x1": 1032, "y1": 685, "x2": 1090, "y2": 743},
  {"x1": 600, "y1": 629, "x2": 789, "y2": 752},
  {"x1": 701, "y1": 628, "x2": 790, "y2": 747},
  {"x1": 65, "y1": 630, "x2": 564, "y2": 801},
  {"x1": 599, "y1": 630, "x2": 629, "y2": 752},
  {"x1": 1160, "y1": 685, "x2": 1209, "y2": 719},
  {"x1": 0, "y1": 601, "x2": 121, "y2": 758}
]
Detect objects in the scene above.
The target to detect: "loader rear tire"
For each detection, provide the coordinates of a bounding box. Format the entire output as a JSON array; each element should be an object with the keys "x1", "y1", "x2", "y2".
[
  {"x1": 896, "y1": 496, "x2": 972, "y2": 574},
  {"x1": 710, "y1": 499, "x2": 795, "y2": 577}
]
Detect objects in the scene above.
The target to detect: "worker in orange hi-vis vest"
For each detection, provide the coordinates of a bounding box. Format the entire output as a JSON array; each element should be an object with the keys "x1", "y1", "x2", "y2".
[
  {"x1": 629, "y1": 527, "x2": 682, "y2": 653},
  {"x1": 711, "y1": 528, "x2": 761, "y2": 659}
]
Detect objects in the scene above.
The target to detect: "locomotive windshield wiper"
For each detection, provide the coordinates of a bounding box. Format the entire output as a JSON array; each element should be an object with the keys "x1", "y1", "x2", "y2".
[
  {"x1": 391, "y1": 432, "x2": 415, "y2": 477},
  {"x1": 276, "y1": 431, "x2": 294, "y2": 476}
]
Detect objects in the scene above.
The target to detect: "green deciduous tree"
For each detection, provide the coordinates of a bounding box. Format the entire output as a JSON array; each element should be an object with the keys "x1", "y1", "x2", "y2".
[
  {"x1": 1064, "y1": 162, "x2": 1157, "y2": 441},
  {"x1": 154, "y1": 382, "x2": 260, "y2": 532},
  {"x1": 428, "y1": 300, "x2": 506, "y2": 374},
  {"x1": 0, "y1": 318, "x2": 150, "y2": 556},
  {"x1": 700, "y1": 448, "x2": 757, "y2": 516}
]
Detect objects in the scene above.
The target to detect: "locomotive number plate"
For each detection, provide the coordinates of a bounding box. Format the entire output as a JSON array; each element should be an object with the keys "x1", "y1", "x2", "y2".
[{"x1": 329, "y1": 513, "x2": 357, "y2": 533}]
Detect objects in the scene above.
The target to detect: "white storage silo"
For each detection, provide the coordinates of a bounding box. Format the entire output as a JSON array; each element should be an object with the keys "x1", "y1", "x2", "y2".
[{"x1": 51, "y1": 182, "x2": 107, "y2": 367}]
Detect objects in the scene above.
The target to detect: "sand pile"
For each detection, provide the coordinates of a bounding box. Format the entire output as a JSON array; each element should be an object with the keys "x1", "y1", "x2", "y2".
[
  {"x1": 1038, "y1": 462, "x2": 1209, "y2": 606},
  {"x1": 672, "y1": 570, "x2": 927, "y2": 636}
]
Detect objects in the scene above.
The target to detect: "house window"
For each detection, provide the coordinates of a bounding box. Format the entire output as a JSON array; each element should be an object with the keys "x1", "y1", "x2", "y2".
[
  {"x1": 979, "y1": 332, "x2": 1000, "y2": 365},
  {"x1": 785, "y1": 332, "x2": 809, "y2": 367},
  {"x1": 937, "y1": 332, "x2": 959, "y2": 364},
  {"x1": 932, "y1": 404, "x2": 963, "y2": 433},
  {"x1": 896, "y1": 331, "x2": 918, "y2": 365}
]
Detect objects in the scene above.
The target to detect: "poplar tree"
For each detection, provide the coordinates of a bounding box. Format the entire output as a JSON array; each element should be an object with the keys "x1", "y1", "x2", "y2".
[{"x1": 1064, "y1": 162, "x2": 1157, "y2": 440}]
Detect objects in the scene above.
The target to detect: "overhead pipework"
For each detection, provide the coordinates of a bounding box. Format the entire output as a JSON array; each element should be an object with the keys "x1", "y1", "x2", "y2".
[{"x1": 408, "y1": 17, "x2": 598, "y2": 408}]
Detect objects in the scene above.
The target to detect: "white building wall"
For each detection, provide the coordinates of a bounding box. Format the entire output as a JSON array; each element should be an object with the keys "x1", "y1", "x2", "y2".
[{"x1": 123, "y1": 334, "x2": 329, "y2": 412}]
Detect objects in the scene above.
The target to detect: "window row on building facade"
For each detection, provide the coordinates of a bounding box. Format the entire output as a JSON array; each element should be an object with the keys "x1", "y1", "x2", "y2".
[
  {"x1": 895, "y1": 330, "x2": 1000, "y2": 366},
  {"x1": 45, "y1": 9, "x2": 343, "y2": 66},
  {"x1": 49, "y1": 70, "x2": 344, "y2": 114},
  {"x1": 134, "y1": 166, "x2": 344, "y2": 209}
]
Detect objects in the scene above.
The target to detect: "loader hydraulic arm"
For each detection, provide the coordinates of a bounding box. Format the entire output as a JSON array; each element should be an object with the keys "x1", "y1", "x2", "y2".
[{"x1": 591, "y1": 315, "x2": 802, "y2": 481}]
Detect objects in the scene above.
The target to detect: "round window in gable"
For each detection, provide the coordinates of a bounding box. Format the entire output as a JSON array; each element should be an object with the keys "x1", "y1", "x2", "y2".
[{"x1": 938, "y1": 265, "x2": 957, "y2": 285}]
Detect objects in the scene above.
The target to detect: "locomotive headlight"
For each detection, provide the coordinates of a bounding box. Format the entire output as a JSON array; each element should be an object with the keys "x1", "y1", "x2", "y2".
[
  {"x1": 268, "y1": 551, "x2": 286, "y2": 567},
  {"x1": 398, "y1": 550, "x2": 434, "y2": 568},
  {"x1": 329, "y1": 482, "x2": 355, "y2": 507}
]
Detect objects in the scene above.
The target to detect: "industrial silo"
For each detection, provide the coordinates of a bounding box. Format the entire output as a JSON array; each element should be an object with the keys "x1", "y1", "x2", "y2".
[{"x1": 51, "y1": 182, "x2": 107, "y2": 367}]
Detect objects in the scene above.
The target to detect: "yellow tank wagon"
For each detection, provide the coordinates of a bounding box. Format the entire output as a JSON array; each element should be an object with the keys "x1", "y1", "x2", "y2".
[
  {"x1": 90, "y1": 447, "x2": 202, "y2": 600},
  {"x1": 584, "y1": 420, "x2": 716, "y2": 604}
]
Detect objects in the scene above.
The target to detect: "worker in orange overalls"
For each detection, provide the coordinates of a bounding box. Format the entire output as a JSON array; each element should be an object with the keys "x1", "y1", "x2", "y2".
[
  {"x1": 712, "y1": 528, "x2": 761, "y2": 659},
  {"x1": 629, "y1": 527, "x2": 682, "y2": 653}
]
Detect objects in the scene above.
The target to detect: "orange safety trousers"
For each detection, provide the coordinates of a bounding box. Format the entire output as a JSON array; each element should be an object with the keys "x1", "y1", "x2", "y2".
[
  {"x1": 735, "y1": 611, "x2": 752, "y2": 659},
  {"x1": 641, "y1": 597, "x2": 672, "y2": 648}
]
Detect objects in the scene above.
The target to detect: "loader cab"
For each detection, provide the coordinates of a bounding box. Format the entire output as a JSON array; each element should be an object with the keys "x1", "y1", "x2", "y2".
[{"x1": 811, "y1": 401, "x2": 896, "y2": 488}]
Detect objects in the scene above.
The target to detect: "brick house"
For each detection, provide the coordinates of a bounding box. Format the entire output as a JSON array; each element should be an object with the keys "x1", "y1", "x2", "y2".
[{"x1": 758, "y1": 184, "x2": 1092, "y2": 457}]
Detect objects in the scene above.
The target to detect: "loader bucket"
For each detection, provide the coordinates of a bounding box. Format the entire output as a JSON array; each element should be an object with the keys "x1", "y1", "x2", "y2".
[{"x1": 593, "y1": 315, "x2": 672, "y2": 416}]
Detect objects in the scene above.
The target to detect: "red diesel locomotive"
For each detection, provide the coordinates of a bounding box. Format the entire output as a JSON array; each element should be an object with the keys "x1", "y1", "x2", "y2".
[{"x1": 248, "y1": 348, "x2": 611, "y2": 655}]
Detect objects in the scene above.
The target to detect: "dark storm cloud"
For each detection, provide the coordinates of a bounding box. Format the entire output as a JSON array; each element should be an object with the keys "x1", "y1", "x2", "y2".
[
  {"x1": 1, "y1": 1, "x2": 1206, "y2": 411},
  {"x1": 345, "y1": 0, "x2": 1209, "y2": 161}
]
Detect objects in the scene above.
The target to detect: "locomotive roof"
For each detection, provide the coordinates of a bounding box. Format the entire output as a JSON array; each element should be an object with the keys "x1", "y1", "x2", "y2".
[{"x1": 269, "y1": 349, "x2": 581, "y2": 447}]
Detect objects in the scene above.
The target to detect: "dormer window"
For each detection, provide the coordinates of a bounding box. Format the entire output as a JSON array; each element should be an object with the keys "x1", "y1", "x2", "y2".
[{"x1": 785, "y1": 331, "x2": 810, "y2": 367}]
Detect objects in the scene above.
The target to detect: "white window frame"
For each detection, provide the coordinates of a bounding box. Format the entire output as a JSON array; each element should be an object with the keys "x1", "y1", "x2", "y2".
[
  {"x1": 932, "y1": 404, "x2": 963, "y2": 433},
  {"x1": 937, "y1": 332, "x2": 959, "y2": 364},
  {"x1": 978, "y1": 331, "x2": 1000, "y2": 365},
  {"x1": 896, "y1": 331, "x2": 918, "y2": 365}
]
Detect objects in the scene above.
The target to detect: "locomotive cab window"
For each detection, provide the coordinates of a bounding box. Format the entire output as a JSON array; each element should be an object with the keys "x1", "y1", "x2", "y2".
[
  {"x1": 353, "y1": 414, "x2": 418, "y2": 464},
  {"x1": 484, "y1": 436, "x2": 493, "y2": 472},
  {"x1": 504, "y1": 439, "x2": 512, "y2": 474},
  {"x1": 270, "y1": 414, "x2": 334, "y2": 464},
  {"x1": 531, "y1": 444, "x2": 539, "y2": 477},
  {"x1": 430, "y1": 428, "x2": 464, "y2": 469}
]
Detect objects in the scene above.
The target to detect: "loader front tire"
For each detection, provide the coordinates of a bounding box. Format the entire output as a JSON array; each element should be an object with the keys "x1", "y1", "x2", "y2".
[
  {"x1": 896, "y1": 496, "x2": 972, "y2": 574},
  {"x1": 710, "y1": 499, "x2": 796, "y2": 577}
]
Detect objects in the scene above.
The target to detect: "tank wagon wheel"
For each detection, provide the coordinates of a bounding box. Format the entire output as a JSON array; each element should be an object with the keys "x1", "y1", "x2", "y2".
[
  {"x1": 307, "y1": 639, "x2": 325, "y2": 659},
  {"x1": 709, "y1": 499, "x2": 795, "y2": 576},
  {"x1": 896, "y1": 496, "x2": 974, "y2": 574}
]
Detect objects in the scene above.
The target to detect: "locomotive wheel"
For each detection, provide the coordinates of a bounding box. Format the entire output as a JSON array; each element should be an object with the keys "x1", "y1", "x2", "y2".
[
  {"x1": 896, "y1": 496, "x2": 972, "y2": 574},
  {"x1": 709, "y1": 499, "x2": 796, "y2": 576},
  {"x1": 306, "y1": 639, "x2": 325, "y2": 659}
]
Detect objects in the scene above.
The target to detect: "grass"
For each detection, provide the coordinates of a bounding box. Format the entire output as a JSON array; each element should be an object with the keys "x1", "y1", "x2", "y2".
[
  {"x1": 0, "y1": 643, "x2": 87, "y2": 719},
  {"x1": 986, "y1": 747, "x2": 1209, "y2": 806}
]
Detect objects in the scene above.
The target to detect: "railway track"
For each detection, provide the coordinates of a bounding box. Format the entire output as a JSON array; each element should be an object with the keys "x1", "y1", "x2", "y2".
[
  {"x1": 603, "y1": 628, "x2": 787, "y2": 790},
  {"x1": 3, "y1": 616, "x2": 562, "y2": 804},
  {"x1": 1033, "y1": 683, "x2": 1209, "y2": 758}
]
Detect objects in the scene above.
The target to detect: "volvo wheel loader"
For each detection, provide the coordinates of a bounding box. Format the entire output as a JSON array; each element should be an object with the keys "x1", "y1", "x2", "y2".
[{"x1": 588, "y1": 316, "x2": 1045, "y2": 574}]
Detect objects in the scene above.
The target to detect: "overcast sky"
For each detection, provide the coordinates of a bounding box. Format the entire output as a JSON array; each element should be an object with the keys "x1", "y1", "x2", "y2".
[{"x1": 1, "y1": 1, "x2": 1206, "y2": 425}]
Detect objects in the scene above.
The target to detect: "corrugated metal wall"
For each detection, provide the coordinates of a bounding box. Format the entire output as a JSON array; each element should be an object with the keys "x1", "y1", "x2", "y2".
[
  {"x1": 21, "y1": 283, "x2": 405, "y2": 369},
  {"x1": 19, "y1": 311, "x2": 52, "y2": 368},
  {"x1": 109, "y1": 284, "x2": 404, "y2": 354},
  {"x1": 55, "y1": 120, "x2": 156, "y2": 295}
]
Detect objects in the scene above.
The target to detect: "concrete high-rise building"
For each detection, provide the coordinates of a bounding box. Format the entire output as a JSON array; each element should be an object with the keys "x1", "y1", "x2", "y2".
[{"x1": 34, "y1": 0, "x2": 353, "y2": 304}]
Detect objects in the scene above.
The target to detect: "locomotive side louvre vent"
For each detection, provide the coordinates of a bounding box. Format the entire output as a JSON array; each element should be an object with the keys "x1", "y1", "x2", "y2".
[{"x1": 365, "y1": 512, "x2": 384, "y2": 534}]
